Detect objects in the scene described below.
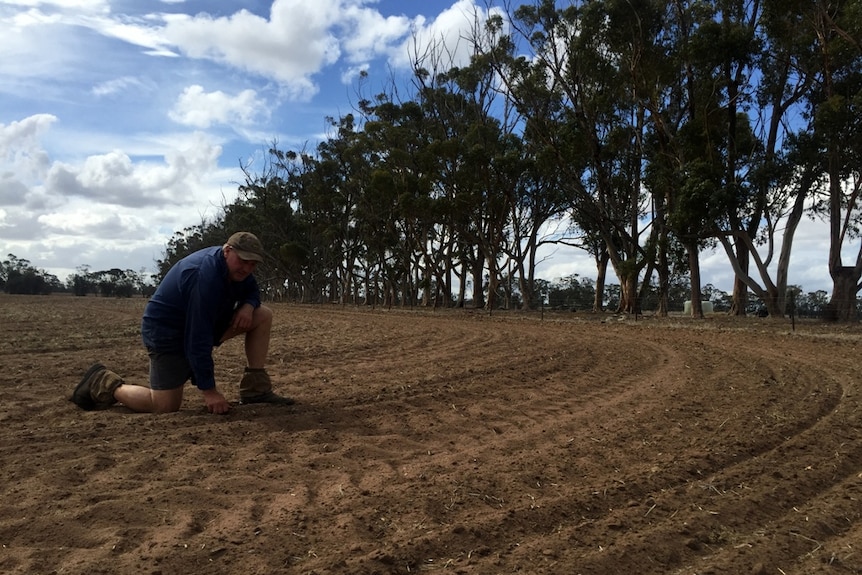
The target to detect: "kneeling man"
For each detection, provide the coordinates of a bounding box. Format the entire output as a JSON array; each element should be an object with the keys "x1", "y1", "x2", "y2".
[{"x1": 71, "y1": 231, "x2": 293, "y2": 414}]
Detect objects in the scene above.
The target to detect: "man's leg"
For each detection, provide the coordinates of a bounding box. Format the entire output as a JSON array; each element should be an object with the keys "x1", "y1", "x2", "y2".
[
  {"x1": 71, "y1": 363, "x2": 184, "y2": 413},
  {"x1": 116, "y1": 350, "x2": 189, "y2": 413},
  {"x1": 113, "y1": 385, "x2": 184, "y2": 413},
  {"x1": 221, "y1": 305, "x2": 293, "y2": 405},
  {"x1": 245, "y1": 305, "x2": 272, "y2": 368},
  {"x1": 220, "y1": 304, "x2": 273, "y2": 365}
]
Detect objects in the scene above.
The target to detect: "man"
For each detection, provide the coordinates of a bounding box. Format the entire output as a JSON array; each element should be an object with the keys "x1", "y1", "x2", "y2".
[{"x1": 71, "y1": 231, "x2": 293, "y2": 414}]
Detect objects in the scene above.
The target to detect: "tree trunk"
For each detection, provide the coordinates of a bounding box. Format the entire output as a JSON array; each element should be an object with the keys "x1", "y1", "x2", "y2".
[
  {"x1": 593, "y1": 251, "x2": 609, "y2": 312},
  {"x1": 688, "y1": 242, "x2": 704, "y2": 319},
  {"x1": 825, "y1": 267, "x2": 860, "y2": 321},
  {"x1": 730, "y1": 245, "x2": 749, "y2": 316},
  {"x1": 471, "y1": 250, "x2": 485, "y2": 309},
  {"x1": 618, "y1": 271, "x2": 639, "y2": 314}
]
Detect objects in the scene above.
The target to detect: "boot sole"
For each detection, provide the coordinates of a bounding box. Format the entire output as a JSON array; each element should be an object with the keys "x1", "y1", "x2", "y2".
[
  {"x1": 70, "y1": 363, "x2": 106, "y2": 411},
  {"x1": 239, "y1": 392, "x2": 295, "y2": 406}
]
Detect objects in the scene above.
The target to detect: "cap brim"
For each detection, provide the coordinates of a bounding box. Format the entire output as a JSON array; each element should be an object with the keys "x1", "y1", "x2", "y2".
[{"x1": 234, "y1": 249, "x2": 264, "y2": 262}]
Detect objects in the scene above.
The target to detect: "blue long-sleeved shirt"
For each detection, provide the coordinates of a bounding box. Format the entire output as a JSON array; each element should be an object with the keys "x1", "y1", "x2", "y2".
[{"x1": 141, "y1": 246, "x2": 261, "y2": 390}]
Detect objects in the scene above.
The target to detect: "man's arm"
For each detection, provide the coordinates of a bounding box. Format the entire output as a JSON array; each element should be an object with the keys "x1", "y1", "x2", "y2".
[{"x1": 230, "y1": 302, "x2": 255, "y2": 332}]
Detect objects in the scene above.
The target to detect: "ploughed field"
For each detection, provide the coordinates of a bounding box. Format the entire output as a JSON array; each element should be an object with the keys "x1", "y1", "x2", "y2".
[{"x1": 1, "y1": 294, "x2": 861, "y2": 575}]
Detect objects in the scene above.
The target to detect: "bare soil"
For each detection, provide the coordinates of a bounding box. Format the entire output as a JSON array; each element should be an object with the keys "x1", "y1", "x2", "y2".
[{"x1": 1, "y1": 294, "x2": 862, "y2": 575}]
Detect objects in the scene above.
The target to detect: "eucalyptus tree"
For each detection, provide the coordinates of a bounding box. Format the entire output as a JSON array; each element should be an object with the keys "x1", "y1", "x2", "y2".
[
  {"x1": 499, "y1": 0, "x2": 654, "y2": 314},
  {"x1": 358, "y1": 96, "x2": 442, "y2": 307},
  {"x1": 685, "y1": 0, "x2": 765, "y2": 317},
  {"x1": 485, "y1": 14, "x2": 583, "y2": 310},
  {"x1": 504, "y1": 135, "x2": 573, "y2": 310},
  {"x1": 803, "y1": 0, "x2": 862, "y2": 320},
  {"x1": 645, "y1": 0, "x2": 765, "y2": 318},
  {"x1": 0, "y1": 254, "x2": 58, "y2": 295},
  {"x1": 709, "y1": 0, "x2": 817, "y2": 317},
  {"x1": 414, "y1": 55, "x2": 517, "y2": 310},
  {"x1": 156, "y1": 218, "x2": 227, "y2": 281},
  {"x1": 663, "y1": 0, "x2": 862, "y2": 320},
  {"x1": 683, "y1": 0, "x2": 849, "y2": 320},
  {"x1": 413, "y1": 72, "x2": 479, "y2": 307},
  {"x1": 232, "y1": 145, "x2": 305, "y2": 299},
  {"x1": 301, "y1": 113, "x2": 373, "y2": 304}
]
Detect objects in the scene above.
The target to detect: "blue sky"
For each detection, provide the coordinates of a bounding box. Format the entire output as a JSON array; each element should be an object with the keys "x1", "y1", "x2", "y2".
[{"x1": 0, "y1": 0, "x2": 837, "y2": 295}]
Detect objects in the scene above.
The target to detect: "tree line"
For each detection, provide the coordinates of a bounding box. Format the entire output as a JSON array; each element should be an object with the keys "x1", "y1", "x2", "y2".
[
  {"x1": 547, "y1": 273, "x2": 846, "y2": 319},
  {"x1": 0, "y1": 250, "x2": 849, "y2": 319},
  {"x1": 0, "y1": 254, "x2": 155, "y2": 298},
  {"x1": 174, "y1": 0, "x2": 858, "y2": 318}
]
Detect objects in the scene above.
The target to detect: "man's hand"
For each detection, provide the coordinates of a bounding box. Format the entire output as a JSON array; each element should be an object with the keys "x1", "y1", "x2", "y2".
[
  {"x1": 230, "y1": 303, "x2": 255, "y2": 333},
  {"x1": 202, "y1": 388, "x2": 231, "y2": 415}
]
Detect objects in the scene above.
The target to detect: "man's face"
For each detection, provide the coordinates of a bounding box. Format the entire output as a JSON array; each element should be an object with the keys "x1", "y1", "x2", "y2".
[{"x1": 224, "y1": 246, "x2": 258, "y2": 281}]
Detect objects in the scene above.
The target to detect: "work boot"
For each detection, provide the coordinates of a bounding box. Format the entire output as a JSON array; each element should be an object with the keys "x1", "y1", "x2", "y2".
[
  {"x1": 70, "y1": 363, "x2": 124, "y2": 411},
  {"x1": 239, "y1": 368, "x2": 295, "y2": 405}
]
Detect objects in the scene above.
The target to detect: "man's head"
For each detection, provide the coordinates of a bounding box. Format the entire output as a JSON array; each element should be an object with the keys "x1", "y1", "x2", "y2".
[
  {"x1": 226, "y1": 232, "x2": 265, "y2": 262},
  {"x1": 223, "y1": 232, "x2": 264, "y2": 282}
]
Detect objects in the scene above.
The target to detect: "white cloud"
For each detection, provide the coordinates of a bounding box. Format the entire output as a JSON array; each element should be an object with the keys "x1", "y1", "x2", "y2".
[
  {"x1": 0, "y1": 114, "x2": 56, "y2": 185},
  {"x1": 91, "y1": 75, "x2": 144, "y2": 97},
  {"x1": 340, "y1": 63, "x2": 369, "y2": 85},
  {"x1": 0, "y1": 113, "x2": 239, "y2": 276},
  {"x1": 388, "y1": 0, "x2": 508, "y2": 71},
  {"x1": 8, "y1": 7, "x2": 63, "y2": 26},
  {"x1": 0, "y1": 176, "x2": 30, "y2": 206},
  {"x1": 38, "y1": 206, "x2": 139, "y2": 235},
  {"x1": 44, "y1": 136, "x2": 223, "y2": 208},
  {"x1": 338, "y1": 3, "x2": 412, "y2": 64},
  {"x1": 0, "y1": 113, "x2": 56, "y2": 156},
  {"x1": 169, "y1": 84, "x2": 267, "y2": 129},
  {"x1": 3, "y1": 0, "x2": 508, "y2": 103},
  {"x1": 2, "y1": 115, "x2": 233, "y2": 230},
  {"x1": 1, "y1": 0, "x2": 108, "y2": 10},
  {"x1": 162, "y1": 1, "x2": 343, "y2": 99},
  {"x1": 82, "y1": 14, "x2": 179, "y2": 57},
  {"x1": 3, "y1": 2, "x2": 525, "y2": 283}
]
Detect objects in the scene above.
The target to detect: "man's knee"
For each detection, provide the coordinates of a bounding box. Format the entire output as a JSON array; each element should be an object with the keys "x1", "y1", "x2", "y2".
[
  {"x1": 254, "y1": 305, "x2": 272, "y2": 320},
  {"x1": 254, "y1": 304, "x2": 273, "y2": 325},
  {"x1": 152, "y1": 389, "x2": 183, "y2": 413}
]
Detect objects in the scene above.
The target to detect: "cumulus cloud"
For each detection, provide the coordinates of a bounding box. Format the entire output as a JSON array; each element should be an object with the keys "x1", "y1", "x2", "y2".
[
  {"x1": 45, "y1": 138, "x2": 223, "y2": 208},
  {"x1": 38, "y1": 206, "x2": 149, "y2": 237},
  {"x1": 169, "y1": 85, "x2": 267, "y2": 129},
  {"x1": 0, "y1": 112, "x2": 237, "y2": 274},
  {"x1": 0, "y1": 113, "x2": 56, "y2": 156},
  {"x1": 161, "y1": 0, "x2": 344, "y2": 99},
  {"x1": 158, "y1": 1, "x2": 506, "y2": 95},
  {"x1": 4, "y1": 0, "x2": 506, "y2": 99},
  {"x1": 0, "y1": 114, "x2": 56, "y2": 188},
  {"x1": 2, "y1": 114, "x2": 228, "y2": 226},
  {"x1": 0, "y1": 176, "x2": 30, "y2": 207},
  {"x1": 388, "y1": 0, "x2": 508, "y2": 71},
  {"x1": 337, "y1": 3, "x2": 412, "y2": 64}
]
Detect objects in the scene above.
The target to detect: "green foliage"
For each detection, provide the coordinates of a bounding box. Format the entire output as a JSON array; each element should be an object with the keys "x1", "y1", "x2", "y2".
[
  {"x1": 546, "y1": 274, "x2": 596, "y2": 311},
  {"x1": 66, "y1": 265, "x2": 154, "y2": 298},
  {"x1": 1, "y1": 254, "x2": 61, "y2": 295}
]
